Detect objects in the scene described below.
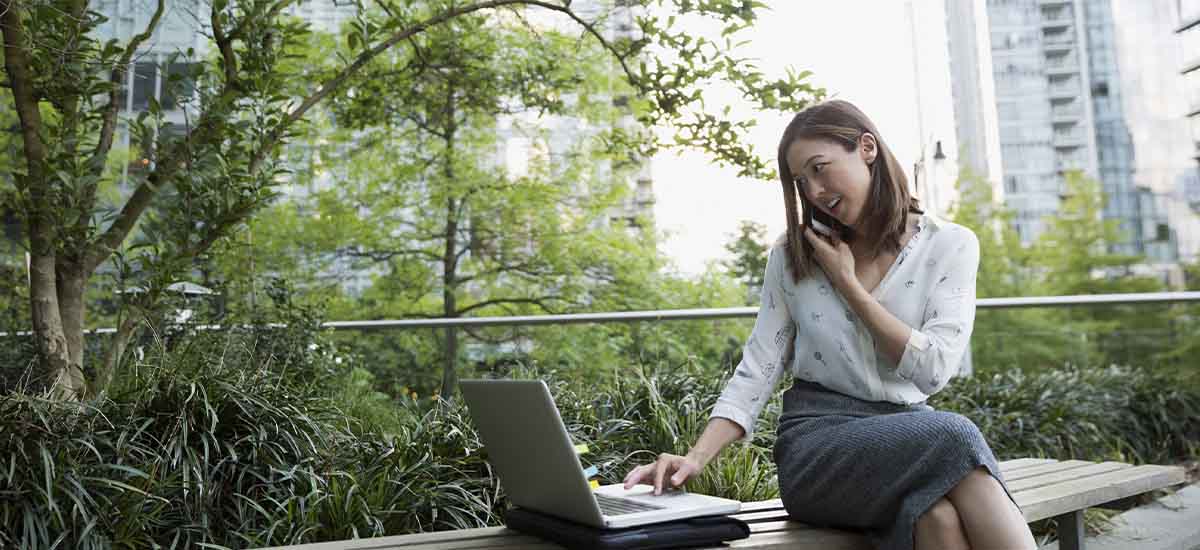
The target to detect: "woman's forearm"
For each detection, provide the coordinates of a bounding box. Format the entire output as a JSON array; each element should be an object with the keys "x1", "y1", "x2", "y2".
[
  {"x1": 686, "y1": 417, "x2": 747, "y2": 467},
  {"x1": 845, "y1": 283, "x2": 912, "y2": 365}
]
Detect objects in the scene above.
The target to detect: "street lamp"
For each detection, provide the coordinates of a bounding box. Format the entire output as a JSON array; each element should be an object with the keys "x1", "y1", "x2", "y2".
[{"x1": 913, "y1": 139, "x2": 948, "y2": 216}]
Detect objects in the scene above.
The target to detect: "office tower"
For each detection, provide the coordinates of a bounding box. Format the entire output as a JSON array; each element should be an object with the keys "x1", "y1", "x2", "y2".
[
  {"x1": 945, "y1": 0, "x2": 1007, "y2": 204},
  {"x1": 1175, "y1": 0, "x2": 1200, "y2": 263},
  {"x1": 985, "y1": 0, "x2": 1177, "y2": 269},
  {"x1": 906, "y1": 0, "x2": 964, "y2": 218},
  {"x1": 1110, "y1": 0, "x2": 1198, "y2": 268}
]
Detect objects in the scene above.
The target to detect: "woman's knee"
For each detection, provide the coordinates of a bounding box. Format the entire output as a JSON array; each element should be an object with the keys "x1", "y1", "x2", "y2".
[
  {"x1": 934, "y1": 411, "x2": 987, "y2": 447},
  {"x1": 915, "y1": 498, "x2": 969, "y2": 549}
]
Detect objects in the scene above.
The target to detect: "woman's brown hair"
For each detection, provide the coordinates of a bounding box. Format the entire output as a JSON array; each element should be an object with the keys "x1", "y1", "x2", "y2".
[{"x1": 775, "y1": 99, "x2": 922, "y2": 285}]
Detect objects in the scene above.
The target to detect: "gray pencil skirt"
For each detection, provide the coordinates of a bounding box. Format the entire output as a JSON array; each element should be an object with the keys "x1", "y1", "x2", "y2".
[{"x1": 773, "y1": 378, "x2": 1019, "y2": 550}]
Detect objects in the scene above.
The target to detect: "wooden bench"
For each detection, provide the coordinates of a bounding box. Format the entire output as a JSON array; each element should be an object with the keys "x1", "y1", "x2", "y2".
[{"x1": 261, "y1": 458, "x2": 1187, "y2": 550}]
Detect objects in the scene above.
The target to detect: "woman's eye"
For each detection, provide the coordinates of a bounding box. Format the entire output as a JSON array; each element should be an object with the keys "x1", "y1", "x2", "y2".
[{"x1": 813, "y1": 163, "x2": 827, "y2": 173}]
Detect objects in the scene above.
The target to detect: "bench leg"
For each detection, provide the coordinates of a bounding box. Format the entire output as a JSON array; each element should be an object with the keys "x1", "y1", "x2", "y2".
[{"x1": 1054, "y1": 510, "x2": 1085, "y2": 550}]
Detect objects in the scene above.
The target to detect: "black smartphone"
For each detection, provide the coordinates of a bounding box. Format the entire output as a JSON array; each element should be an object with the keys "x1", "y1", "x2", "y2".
[{"x1": 809, "y1": 217, "x2": 834, "y2": 238}]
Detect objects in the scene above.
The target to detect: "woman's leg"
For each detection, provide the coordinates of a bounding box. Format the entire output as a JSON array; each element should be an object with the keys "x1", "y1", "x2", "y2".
[
  {"x1": 914, "y1": 497, "x2": 971, "y2": 550},
  {"x1": 945, "y1": 466, "x2": 1037, "y2": 550}
]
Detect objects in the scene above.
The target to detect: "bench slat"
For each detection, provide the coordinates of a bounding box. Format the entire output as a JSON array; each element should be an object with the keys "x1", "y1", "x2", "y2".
[
  {"x1": 1004, "y1": 459, "x2": 1097, "y2": 482},
  {"x1": 392, "y1": 535, "x2": 557, "y2": 550},
  {"x1": 726, "y1": 528, "x2": 872, "y2": 549},
  {"x1": 254, "y1": 527, "x2": 520, "y2": 550},
  {"x1": 737, "y1": 499, "x2": 784, "y2": 513},
  {"x1": 999, "y1": 458, "x2": 1059, "y2": 472},
  {"x1": 1008, "y1": 461, "x2": 1131, "y2": 493},
  {"x1": 1016, "y1": 464, "x2": 1186, "y2": 522},
  {"x1": 748, "y1": 519, "x2": 820, "y2": 535}
]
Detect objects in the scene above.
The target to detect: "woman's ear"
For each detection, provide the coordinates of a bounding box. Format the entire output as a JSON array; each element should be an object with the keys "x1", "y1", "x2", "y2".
[{"x1": 860, "y1": 133, "x2": 878, "y2": 165}]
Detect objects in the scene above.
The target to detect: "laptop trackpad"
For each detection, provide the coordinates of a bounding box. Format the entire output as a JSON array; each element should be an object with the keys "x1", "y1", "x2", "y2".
[{"x1": 595, "y1": 483, "x2": 718, "y2": 508}]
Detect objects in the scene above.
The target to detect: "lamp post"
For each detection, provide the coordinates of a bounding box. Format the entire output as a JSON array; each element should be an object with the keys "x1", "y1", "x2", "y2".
[{"x1": 913, "y1": 139, "x2": 948, "y2": 216}]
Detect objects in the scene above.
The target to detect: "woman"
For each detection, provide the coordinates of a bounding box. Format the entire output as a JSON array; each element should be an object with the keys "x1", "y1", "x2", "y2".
[{"x1": 622, "y1": 100, "x2": 1036, "y2": 550}]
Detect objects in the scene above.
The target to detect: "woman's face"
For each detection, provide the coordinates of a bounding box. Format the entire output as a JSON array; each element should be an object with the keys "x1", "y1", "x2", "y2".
[{"x1": 784, "y1": 134, "x2": 877, "y2": 229}]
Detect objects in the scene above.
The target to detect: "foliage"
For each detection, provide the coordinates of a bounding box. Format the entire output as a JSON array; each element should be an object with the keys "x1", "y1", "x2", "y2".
[
  {"x1": 721, "y1": 220, "x2": 770, "y2": 304},
  {"x1": 947, "y1": 169, "x2": 1178, "y2": 373},
  {"x1": 1, "y1": 0, "x2": 822, "y2": 398},
  {"x1": 3, "y1": 334, "x2": 1197, "y2": 548}
]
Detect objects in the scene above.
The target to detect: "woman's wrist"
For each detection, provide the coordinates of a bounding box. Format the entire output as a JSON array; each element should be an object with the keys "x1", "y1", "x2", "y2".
[
  {"x1": 843, "y1": 279, "x2": 872, "y2": 309},
  {"x1": 685, "y1": 447, "x2": 715, "y2": 468}
]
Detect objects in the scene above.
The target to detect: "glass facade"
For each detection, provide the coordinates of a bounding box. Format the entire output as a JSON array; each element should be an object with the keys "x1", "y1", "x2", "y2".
[{"x1": 987, "y1": 0, "x2": 1177, "y2": 262}]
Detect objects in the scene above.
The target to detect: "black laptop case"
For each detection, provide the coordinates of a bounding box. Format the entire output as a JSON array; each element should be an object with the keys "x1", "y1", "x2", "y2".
[{"x1": 504, "y1": 507, "x2": 751, "y2": 550}]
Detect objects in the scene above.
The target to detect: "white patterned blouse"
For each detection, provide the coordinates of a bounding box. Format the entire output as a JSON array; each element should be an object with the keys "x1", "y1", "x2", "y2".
[{"x1": 710, "y1": 212, "x2": 981, "y2": 441}]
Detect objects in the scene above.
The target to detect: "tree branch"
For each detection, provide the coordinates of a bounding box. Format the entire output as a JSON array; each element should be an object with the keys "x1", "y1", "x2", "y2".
[
  {"x1": 337, "y1": 246, "x2": 443, "y2": 264},
  {"x1": 457, "y1": 257, "x2": 551, "y2": 285},
  {"x1": 1, "y1": 0, "x2": 49, "y2": 183},
  {"x1": 456, "y1": 295, "x2": 562, "y2": 316},
  {"x1": 86, "y1": 0, "x2": 165, "y2": 216},
  {"x1": 227, "y1": 0, "x2": 297, "y2": 43},
  {"x1": 245, "y1": 0, "x2": 624, "y2": 176},
  {"x1": 85, "y1": 0, "x2": 251, "y2": 273},
  {"x1": 210, "y1": 1, "x2": 238, "y2": 86}
]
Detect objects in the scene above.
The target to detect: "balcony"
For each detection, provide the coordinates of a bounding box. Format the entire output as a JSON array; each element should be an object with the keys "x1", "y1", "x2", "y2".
[
  {"x1": 1045, "y1": 54, "x2": 1079, "y2": 75},
  {"x1": 1051, "y1": 106, "x2": 1083, "y2": 122},
  {"x1": 1048, "y1": 82, "x2": 1078, "y2": 99},
  {"x1": 1041, "y1": 8, "x2": 1074, "y2": 30},
  {"x1": 1056, "y1": 157, "x2": 1087, "y2": 172},
  {"x1": 1042, "y1": 32, "x2": 1074, "y2": 53},
  {"x1": 1053, "y1": 130, "x2": 1085, "y2": 149}
]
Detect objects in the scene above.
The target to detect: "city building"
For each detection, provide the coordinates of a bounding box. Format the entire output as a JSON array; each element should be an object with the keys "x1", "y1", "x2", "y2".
[
  {"x1": 983, "y1": 0, "x2": 1178, "y2": 273},
  {"x1": 1174, "y1": 0, "x2": 1200, "y2": 264},
  {"x1": 906, "y1": 0, "x2": 965, "y2": 218},
  {"x1": 1110, "y1": 0, "x2": 1200, "y2": 267},
  {"x1": 945, "y1": 0, "x2": 1007, "y2": 204}
]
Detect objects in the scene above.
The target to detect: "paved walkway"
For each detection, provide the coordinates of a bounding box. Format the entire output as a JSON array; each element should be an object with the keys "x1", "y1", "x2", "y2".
[{"x1": 1038, "y1": 483, "x2": 1200, "y2": 550}]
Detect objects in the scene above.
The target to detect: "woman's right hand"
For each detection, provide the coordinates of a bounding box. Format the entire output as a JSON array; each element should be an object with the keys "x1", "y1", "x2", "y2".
[{"x1": 622, "y1": 452, "x2": 705, "y2": 495}]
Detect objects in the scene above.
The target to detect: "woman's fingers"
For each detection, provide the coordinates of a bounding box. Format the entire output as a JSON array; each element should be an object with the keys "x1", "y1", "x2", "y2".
[
  {"x1": 805, "y1": 227, "x2": 832, "y2": 260},
  {"x1": 654, "y1": 457, "x2": 672, "y2": 495},
  {"x1": 623, "y1": 464, "x2": 648, "y2": 489},
  {"x1": 670, "y1": 462, "x2": 693, "y2": 486},
  {"x1": 625, "y1": 454, "x2": 696, "y2": 493}
]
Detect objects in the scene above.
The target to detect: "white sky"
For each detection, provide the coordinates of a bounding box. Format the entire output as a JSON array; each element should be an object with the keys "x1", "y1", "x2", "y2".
[{"x1": 652, "y1": 1, "x2": 945, "y2": 276}]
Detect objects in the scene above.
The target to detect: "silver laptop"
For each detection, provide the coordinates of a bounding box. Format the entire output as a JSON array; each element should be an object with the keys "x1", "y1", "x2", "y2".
[{"x1": 460, "y1": 379, "x2": 741, "y2": 529}]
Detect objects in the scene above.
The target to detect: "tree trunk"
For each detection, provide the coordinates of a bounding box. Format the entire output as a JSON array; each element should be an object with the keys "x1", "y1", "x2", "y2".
[
  {"x1": 441, "y1": 194, "x2": 460, "y2": 401},
  {"x1": 53, "y1": 265, "x2": 87, "y2": 398},
  {"x1": 96, "y1": 315, "x2": 140, "y2": 396},
  {"x1": 440, "y1": 108, "x2": 460, "y2": 401},
  {"x1": 28, "y1": 252, "x2": 75, "y2": 397}
]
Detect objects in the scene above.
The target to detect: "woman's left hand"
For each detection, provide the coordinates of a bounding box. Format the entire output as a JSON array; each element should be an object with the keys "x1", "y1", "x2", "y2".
[{"x1": 803, "y1": 226, "x2": 862, "y2": 296}]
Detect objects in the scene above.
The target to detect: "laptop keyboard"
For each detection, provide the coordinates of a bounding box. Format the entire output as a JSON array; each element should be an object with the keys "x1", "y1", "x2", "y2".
[{"x1": 595, "y1": 493, "x2": 666, "y2": 516}]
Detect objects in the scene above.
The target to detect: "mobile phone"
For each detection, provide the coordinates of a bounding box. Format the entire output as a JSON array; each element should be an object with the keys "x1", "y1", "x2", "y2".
[{"x1": 809, "y1": 218, "x2": 834, "y2": 237}]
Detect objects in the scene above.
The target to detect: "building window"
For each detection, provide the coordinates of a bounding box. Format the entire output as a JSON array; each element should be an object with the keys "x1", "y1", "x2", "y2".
[
  {"x1": 1156, "y1": 223, "x2": 1170, "y2": 242},
  {"x1": 131, "y1": 61, "x2": 156, "y2": 111},
  {"x1": 161, "y1": 62, "x2": 195, "y2": 110}
]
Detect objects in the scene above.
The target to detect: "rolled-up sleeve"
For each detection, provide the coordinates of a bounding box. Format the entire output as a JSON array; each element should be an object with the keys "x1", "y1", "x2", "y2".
[
  {"x1": 710, "y1": 245, "x2": 795, "y2": 443},
  {"x1": 895, "y1": 230, "x2": 979, "y2": 396}
]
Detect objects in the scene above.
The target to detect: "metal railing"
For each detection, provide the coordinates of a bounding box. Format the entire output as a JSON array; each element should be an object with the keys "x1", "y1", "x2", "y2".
[
  {"x1": 319, "y1": 291, "x2": 1200, "y2": 330},
  {"x1": 4, "y1": 292, "x2": 1200, "y2": 337}
]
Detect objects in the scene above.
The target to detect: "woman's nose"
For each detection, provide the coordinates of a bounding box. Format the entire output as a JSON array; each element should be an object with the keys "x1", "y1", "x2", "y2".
[{"x1": 805, "y1": 180, "x2": 827, "y2": 199}]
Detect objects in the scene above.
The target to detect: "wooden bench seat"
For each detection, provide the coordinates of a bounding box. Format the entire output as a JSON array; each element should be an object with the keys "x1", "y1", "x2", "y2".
[{"x1": 261, "y1": 458, "x2": 1187, "y2": 550}]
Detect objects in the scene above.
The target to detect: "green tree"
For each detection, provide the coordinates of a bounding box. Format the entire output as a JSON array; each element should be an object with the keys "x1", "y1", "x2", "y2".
[
  {"x1": 949, "y1": 170, "x2": 1169, "y2": 372},
  {"x1": 1032, "y1": 171, "x2": 1166, "y2": 367},
  {"x1": 0, "y1": 0, "x2": 822, "y2": 398},
  {"x1": 721, "y1": 220, "x2": 769, "y2": 304},
  {"x1": 948, "y1": 169, "x2": 1082, "y2": 371}
]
